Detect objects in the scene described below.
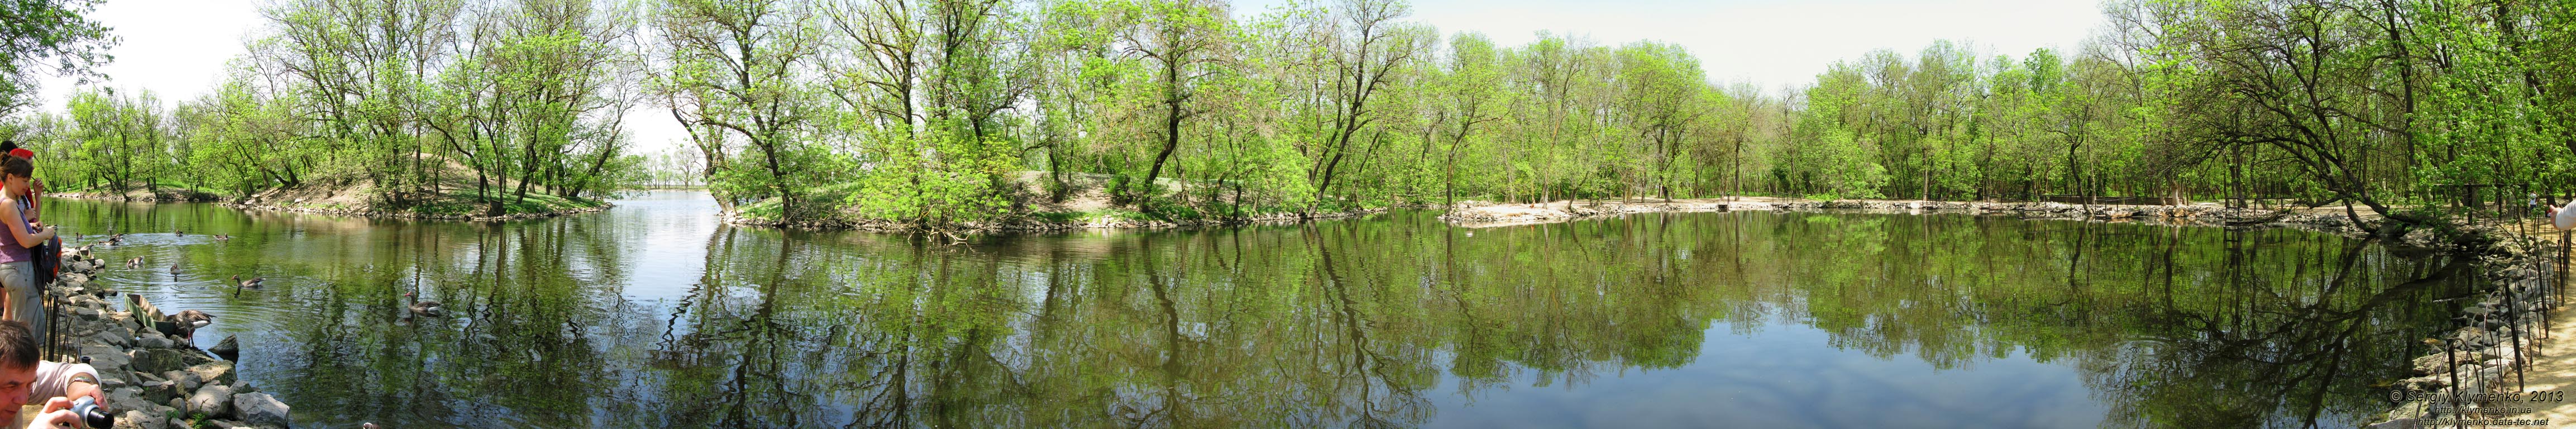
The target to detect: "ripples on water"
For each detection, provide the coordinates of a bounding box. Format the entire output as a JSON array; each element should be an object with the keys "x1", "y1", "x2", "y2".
[{"x1": 47, "y1": 193, "x2": 2477, "y2": 428}]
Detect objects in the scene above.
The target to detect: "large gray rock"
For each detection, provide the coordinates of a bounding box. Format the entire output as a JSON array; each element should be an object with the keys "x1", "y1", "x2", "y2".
[
  {"x1": 137, "y1": 335, "x2": 173, "y2": 350},
  {"x1": 88, "y1": 330, "x2": 130, "y2": 347},
  {"x1": 184, "y1": 384, "x2": 231, "y2": 417},
  {"x1": 185, "y1": 361, "x2": 235, "y2": 387},
  {"x1": 147, "y1": 404, "x2": 183, "y2": 429},
  {"x1": 112, "y1": 409, "x2": 166, "y2": 429},
  {"x1": 107, "y1": 387, "x2": 151, "y2": 415},
  {"x1": 138, "y1": 380, "x2": 184, "y2": 404},
  {"x1": 130, "y1": 349, "x2": 208, "y2": 374},
  {"x1": 209, "y1": 336, "x2": 238, "y2": 361},
  {"x1": 230, "y1": 393, "x2": 289, "y2": 428},
  {"x1": 83, "y1": 345, "x2": 131, "y2": 373},
  {"x1": 164, "y1": 371, "x2": 195, "y2": 393},
  {"x1": 102, "y1": 317, "x2": 133, "y2": 337}
]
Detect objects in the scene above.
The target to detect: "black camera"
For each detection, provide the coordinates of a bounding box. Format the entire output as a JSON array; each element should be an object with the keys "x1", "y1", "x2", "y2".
[{"x1": 66, "y1": 396, "x2": 112, "y2": 429}]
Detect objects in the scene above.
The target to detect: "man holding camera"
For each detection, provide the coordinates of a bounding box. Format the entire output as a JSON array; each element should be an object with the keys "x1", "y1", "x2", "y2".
[{"x1": 0, "y1": 321, "x2": 102, "y2": 428}]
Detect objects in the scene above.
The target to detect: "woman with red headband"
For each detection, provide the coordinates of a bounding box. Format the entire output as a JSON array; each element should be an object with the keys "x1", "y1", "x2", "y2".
[
  {"x1": 0, "y1": 141, "x2": 51, "y2": 342},
  {"x1": 0, "y1": 142, "x2": 34, "y2": 226},
  {"x1": 0, "y1": 155, "x2": 54, "y2": 340}
]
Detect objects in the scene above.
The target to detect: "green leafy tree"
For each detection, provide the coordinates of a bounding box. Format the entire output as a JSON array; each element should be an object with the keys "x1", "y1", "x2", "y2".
[
  {"x1": 0, "y1": 0, "x2": 116, "y2": 116},
  {"x1": 652, "y1": 0, "x2": 831, "y2": 221}
]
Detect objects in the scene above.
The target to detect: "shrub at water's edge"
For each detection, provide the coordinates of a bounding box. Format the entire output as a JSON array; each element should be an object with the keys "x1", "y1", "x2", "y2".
[{"x1": 726, "y1": 169, "x2": 1374, "y2": 231}]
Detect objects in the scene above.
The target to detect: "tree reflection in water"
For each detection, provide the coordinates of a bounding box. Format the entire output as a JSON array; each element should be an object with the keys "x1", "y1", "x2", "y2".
[
  {"x1": 51, "y1": 195, "x2": 2478, "y2": 428},
  {"x1": 630, "y1": 212, "x2": 2467, "y2": 428}
]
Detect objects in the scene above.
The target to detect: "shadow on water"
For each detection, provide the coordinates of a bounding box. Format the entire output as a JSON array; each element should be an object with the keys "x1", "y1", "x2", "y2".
[{"x1": 45, "y1": 193, "x2": 2478, "y2": 428}]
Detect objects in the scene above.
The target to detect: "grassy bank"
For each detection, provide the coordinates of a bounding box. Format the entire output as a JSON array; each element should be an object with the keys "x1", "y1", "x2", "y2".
[{"x1": 49, "y1": 184, "x2": 227, "y2": 202}]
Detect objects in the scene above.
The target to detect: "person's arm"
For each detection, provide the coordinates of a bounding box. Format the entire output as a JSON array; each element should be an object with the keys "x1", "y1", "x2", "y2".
[
  {"x1": 58, "y1": 373, "x2": 99, "y2": 416},
  {"x1": 26, "y1": 363, "x2": 102, "y2": 418},
  {"x1": 0, "y1": 199, "x2": 37, "y2": 249}
]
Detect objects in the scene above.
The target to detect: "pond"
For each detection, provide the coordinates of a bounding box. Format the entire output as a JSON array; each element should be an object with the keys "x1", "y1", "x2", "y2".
[{"x1": 48, "y1": 192, "x2": 2478, "y2": 428}]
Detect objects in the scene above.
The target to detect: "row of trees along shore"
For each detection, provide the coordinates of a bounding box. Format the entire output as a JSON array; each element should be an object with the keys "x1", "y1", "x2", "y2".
[{"x1": 1, "y1": 0, "x2": 2573, "y2": 228}]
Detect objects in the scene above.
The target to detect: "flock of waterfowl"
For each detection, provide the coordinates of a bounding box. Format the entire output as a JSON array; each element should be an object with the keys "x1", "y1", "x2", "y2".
[{"x1": 70, "y1": 227, "x2": 447, "y2": 342}]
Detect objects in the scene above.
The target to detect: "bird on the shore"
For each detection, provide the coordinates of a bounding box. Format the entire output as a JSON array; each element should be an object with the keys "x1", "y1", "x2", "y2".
[
  {"x1": 405, "y1": 292, "x2": 445, "y2": 318},
  {"x1": 168, "y1": 309, "x2": 215, "y2": 338},
  {"x1": 171, "y1": 309, "x2": 215, "y2": 328},
  {"x1": 230, "y1": 275, "x2": 264, "y2": 290}
]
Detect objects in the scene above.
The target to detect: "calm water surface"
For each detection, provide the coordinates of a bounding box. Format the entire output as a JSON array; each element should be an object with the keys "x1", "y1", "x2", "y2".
[{"x1": 45, "y1": 192, "x2": 2477, "y2": 428}]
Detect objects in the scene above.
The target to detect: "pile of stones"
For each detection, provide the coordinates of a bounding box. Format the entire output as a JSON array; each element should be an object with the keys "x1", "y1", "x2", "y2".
[{"x1": 49, "y1": 247, "x2": 290, "y2": 429}]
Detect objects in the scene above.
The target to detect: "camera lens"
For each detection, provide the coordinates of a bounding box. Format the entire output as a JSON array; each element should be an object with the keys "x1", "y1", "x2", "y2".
[{"x1": 69, "y1": 396, "x2": 113, "y2": 429}]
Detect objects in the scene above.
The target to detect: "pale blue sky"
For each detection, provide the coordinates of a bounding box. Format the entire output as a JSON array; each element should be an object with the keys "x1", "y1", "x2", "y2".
[
  {"x1": 35, "y1": 0, "x2": 2105, "y2": 153},
  {"x1": 1377, "y1": 0, "x2": 2106, "y2": 92}
]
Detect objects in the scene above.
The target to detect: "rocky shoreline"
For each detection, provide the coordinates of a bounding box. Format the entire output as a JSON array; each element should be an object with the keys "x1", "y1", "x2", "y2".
[
  {"x1": 46, "y1": 191, "x2": 223, "y2": 203},
  {"x1": 221, "y1": 200, "x2": 613, "y2": 222},
  {"x1": 2369, "y1": 231, "x2": 2559, "y2": 428},
  {"x1": 1438, "y1": 199, "x2": 2378, "y2": 234},
  {"x1": 54, "y1": 188, "x2": 613, "y2": 222},
  {"x1": 48, "y1": 246, "x2": 290, "y2": 429}
]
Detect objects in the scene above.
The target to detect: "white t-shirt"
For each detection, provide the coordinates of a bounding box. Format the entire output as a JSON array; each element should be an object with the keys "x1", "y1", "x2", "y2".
[{"x1": 26, "y1": 361, "x2": 95, "y2": 406}]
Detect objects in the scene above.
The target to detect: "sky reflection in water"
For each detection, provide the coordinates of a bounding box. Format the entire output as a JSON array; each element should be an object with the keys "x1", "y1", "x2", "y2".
[{"x1": 47, "y1": 193, "x2": 2472, "y2": 428}]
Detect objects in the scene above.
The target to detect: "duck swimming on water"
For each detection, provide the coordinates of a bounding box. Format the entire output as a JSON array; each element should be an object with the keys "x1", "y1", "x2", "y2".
[{"x1": 405, "y1": 292, "x2": 445, "y2": 318}]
